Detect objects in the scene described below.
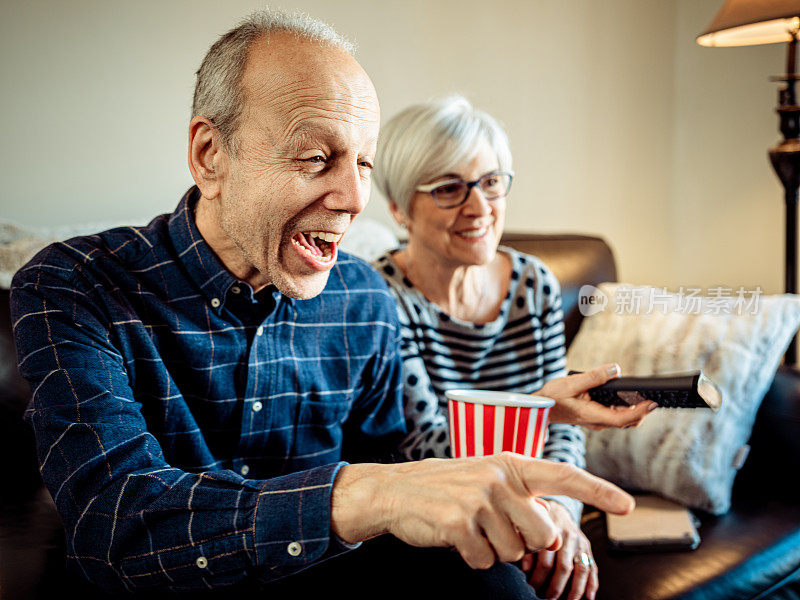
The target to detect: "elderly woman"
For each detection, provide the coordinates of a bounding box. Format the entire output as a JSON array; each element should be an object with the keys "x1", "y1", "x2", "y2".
[{"x1": 372, "y1": 96, "x2": 654, "y2": 600}]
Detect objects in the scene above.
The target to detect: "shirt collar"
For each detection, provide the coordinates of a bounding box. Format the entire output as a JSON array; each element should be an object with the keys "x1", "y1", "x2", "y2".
[{"x1": 168, "y1": 186, "x2": 291, "y2": 315}]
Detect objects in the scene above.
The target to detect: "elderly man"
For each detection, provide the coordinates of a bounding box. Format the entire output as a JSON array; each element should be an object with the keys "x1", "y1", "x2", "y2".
[{"x1": 10, "y1": 9, "x2": 631, "y2": 598}]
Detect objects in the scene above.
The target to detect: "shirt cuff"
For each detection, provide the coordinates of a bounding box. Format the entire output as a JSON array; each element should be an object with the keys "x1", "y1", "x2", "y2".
[
  {"x1": 252, "y1": 461, "x2": 356, "y2": 578},
  {"x1": 541, "y1": 495, "x2": 583, "y2": 525}
]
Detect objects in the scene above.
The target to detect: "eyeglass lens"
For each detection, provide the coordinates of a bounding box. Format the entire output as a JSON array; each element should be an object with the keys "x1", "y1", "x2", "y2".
[{"x1": 432, "y1": 172, "x2": 511, "y2": 207}]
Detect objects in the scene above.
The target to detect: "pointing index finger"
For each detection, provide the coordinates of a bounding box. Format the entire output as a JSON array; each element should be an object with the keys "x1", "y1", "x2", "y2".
[{"x1": 519, "y1": 459, "x2": 635, "y2": 515}]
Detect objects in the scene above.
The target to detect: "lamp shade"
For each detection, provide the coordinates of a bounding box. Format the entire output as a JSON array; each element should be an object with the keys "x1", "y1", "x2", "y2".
[{"x1": 698, "y1": 0, "x2": 800, "y2": 47}]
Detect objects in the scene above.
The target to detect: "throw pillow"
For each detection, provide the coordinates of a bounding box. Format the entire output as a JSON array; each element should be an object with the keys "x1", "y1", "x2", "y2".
[{"x1": 566, "y1": 282, "x2": 800, "y2": 514}]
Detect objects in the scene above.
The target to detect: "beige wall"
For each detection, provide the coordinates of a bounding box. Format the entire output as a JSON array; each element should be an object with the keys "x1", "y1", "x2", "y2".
[
  {"x1": 671, "y1": 0, "x2": 784, "y2": 293},
  {"x1": 0, "y1": 1, "x2": 787, "y2": 292}
]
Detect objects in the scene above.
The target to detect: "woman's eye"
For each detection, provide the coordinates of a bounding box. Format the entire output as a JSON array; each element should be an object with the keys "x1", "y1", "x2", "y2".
[{"x1": 435, "y1": 183, "x2": 464, "y2": 197}]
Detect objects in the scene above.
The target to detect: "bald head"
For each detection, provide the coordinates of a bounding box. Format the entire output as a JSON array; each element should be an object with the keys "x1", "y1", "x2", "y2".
[
  {"x1": 236, "y1": 33, "x2": 379, "y2": 155},
  {"x1": 192, "y1": 8, "x2": 363, "y2": 155}
]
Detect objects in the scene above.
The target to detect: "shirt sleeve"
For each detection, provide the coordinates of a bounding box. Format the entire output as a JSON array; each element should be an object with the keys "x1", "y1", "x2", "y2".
[
  {"x1": 535, "y1": 265, "x2": 586, "y2": 524},
  {"x1": 10, "y1": 250, "x2": 357, "y2": 593},
  {"x1": 342, "y1": 285, "x2": 408, "y2": 465}
]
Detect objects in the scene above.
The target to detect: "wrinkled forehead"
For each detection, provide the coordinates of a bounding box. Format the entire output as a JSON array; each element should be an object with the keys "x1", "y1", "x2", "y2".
[{"x1": 240, "y1": 33, "x2": 379, "y2": 145}]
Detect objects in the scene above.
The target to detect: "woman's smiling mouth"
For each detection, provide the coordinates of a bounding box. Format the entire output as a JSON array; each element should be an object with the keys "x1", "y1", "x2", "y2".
[{"x1": 454, "y1": 220, "x2": 494, "y2": 241}]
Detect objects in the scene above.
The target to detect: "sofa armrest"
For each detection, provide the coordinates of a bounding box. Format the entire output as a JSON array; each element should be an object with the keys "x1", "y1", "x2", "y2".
[{"x1": 734, "y1": 365, "x2": 800, "y2": 501}]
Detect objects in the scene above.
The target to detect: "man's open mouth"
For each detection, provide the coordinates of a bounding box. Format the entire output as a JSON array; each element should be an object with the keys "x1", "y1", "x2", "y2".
[{"x1": 291, "y1": 230, "x2": 343, "y2": 264}]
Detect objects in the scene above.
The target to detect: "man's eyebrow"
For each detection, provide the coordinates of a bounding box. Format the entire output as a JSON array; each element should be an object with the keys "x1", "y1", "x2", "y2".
[
  {"x1": 284, "y1": 120, "x2": 377, "y2": 154},
  {"x1": 277, "y1": 122, "x2": 329, "y2": 153},
  {"x1": 286, "y1": 120, "x2": 332, "y2": 142}
]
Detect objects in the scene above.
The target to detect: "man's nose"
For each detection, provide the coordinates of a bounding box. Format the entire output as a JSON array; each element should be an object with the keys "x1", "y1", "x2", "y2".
[{"x1": 325, "y1": 161, "x2": 369, "y2": 215}]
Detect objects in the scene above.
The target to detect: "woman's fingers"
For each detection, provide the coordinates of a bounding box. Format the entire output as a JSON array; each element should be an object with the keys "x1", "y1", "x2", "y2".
[
  {"x1": 557, "y1": 363, "x2": 621, "y2": 397},
  {"x1": 585, "y1": 558, "x2": 600, "y2": 600},
  {"x1": 520, "y1": 551, "x2": 534, "y2": 572},
  {"x1": 545, "y1": 532, "x2": 579, "y2": 599},
  {"x1": 577, "y1": 397, "x2": 657, "y2": 428},
  {"x1": 528, "y1": 549, "x2": 555, "y2": 589},
  {"x1": 565, "y1": 542, "x2": 596, "y2": 600}
]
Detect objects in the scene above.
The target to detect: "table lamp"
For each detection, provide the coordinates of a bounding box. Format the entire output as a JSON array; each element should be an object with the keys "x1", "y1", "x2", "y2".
[{"x1": 698, "y1": 0, "x2": 800, "y2": 364}]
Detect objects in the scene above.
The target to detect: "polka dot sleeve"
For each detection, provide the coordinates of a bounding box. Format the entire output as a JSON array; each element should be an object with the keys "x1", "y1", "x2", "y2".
[
  {"x1": 531, "y1": 273, "x2": 585, "y2": 523},
  {"x1": 397, "y1": 350, "x2": 452, "y2": 460}
]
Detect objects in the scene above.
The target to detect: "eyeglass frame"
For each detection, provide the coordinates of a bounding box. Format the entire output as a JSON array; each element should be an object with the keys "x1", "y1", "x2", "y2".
[{"x1": 414, "y1": 170, "x2": 515, "y2": 209}]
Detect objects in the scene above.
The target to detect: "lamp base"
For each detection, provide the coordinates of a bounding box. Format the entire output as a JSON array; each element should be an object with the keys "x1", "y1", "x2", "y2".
[
  {"x1": 769, "y1": 137, "x2": 800, "y2": 367},
  {"x1": 769, "y1": 37, "x2": 800, "y2": 366}
]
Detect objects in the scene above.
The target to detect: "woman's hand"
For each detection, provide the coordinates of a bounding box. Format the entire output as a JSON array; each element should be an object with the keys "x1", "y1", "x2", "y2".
[
  {"x1": 520, "y1": 500, "x2": 598, "y2": 600},
  {"x1": 535, "y1": 364, "x2": 656, "y2": 430}
]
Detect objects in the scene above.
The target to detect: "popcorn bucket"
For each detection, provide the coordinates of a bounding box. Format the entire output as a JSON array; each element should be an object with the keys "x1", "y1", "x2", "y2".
[{"x1": 444, "y1": 390, "x2": 554, "y2": 459}]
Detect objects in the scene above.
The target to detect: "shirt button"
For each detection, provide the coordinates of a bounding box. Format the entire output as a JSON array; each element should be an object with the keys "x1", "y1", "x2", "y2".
[
  {"x1": 230, "y1": 285, "x2": 241, "y2": 294},
  {"x1": 252, "y1": 401, "x2": 263, "y2": 412},
  {"x1": 287, "y1": 542, "x2": 302, "y2": 556},
  {"x1": 196, "y1": 556, "x2": 208, "y2": 569},
  {"x1": 256, "y1": 325, "x2": 264, "y2": 336},
  {"x1": 210, "y1": 297, "x2": 221, "y2": 308},
  {"x1": 240, "y1": 464, "x2": 249, "y2": 476}
]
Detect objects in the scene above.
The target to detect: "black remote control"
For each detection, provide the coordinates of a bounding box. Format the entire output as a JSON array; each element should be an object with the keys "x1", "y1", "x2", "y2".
[{"x1": 567, "y1": 370, "x2": 722, "y2": 411}]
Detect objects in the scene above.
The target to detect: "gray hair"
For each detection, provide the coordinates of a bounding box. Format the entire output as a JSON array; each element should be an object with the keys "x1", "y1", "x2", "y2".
[
  {"x1": 192, "y1": 8, "x2": 356, "y2": 155},
  {"x1": 373, "y1": 95, "x2": 513, "y2": 214}
]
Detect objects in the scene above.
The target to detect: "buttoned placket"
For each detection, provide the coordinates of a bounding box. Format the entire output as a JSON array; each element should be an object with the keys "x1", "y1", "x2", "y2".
[{"x1": 236, "y1": 292, "x2": 280, "y2": 476}]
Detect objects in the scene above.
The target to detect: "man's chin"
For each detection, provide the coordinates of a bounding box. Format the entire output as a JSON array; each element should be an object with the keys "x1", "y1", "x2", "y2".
[{"x1": 273, "y1": 270, "x2": 332, "y2": 300}]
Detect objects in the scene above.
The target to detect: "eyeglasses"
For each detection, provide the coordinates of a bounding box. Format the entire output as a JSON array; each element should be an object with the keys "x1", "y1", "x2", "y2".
[{"x1": 415, "y1": 170, "x2": 514, "y2": 209}]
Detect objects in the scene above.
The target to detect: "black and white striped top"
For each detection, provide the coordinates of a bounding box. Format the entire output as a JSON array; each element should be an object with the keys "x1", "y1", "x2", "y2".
[{"x1": 373, "y1": 246, "x2": 586, "y2": 522}]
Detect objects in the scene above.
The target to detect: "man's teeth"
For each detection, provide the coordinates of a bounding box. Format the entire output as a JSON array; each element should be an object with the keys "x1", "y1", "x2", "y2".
[
  {"x1": 309, "y1": 231, "x2": 343, "y2": 243},
  {"x1": 458, "y1": 227, "x2": 489, "y2": 238},
  {"x1": 292, "y1": 236, "x2": 335, "y2": 262}
]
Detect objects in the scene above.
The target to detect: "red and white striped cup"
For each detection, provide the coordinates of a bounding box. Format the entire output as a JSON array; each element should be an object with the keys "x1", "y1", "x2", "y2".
[{"x1": 444, "y1": 390, "x2": 555, "y2": 458}]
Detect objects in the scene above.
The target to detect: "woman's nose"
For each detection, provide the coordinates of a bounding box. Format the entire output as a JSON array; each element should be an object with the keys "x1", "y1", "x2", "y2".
[{"x1": 462, "y1": 185, "x2": 492, "y2": 215}]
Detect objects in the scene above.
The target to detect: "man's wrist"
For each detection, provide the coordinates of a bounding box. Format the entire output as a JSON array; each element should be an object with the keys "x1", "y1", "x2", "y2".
[{"x1": 330, "y1": 462, "x2": 393, "y2": 544}]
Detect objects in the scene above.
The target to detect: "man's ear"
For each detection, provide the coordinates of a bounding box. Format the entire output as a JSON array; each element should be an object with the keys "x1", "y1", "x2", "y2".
[{"x1": 188, "y1": 116, "x2": 227, "y2": 200}]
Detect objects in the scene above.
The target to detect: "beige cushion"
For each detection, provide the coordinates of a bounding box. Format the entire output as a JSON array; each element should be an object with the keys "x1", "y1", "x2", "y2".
[{"x1": 566, "y1": 282, "x2": 800, "y2": 514}]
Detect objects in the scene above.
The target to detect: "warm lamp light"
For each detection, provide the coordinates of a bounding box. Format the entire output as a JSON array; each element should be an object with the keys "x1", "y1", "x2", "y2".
[
  {"x1": 698, "y1": 0, "x2": 800, "y2": 46},
  {"x1": 698, "y1": 0, "x2": 800, "y2": 363}
]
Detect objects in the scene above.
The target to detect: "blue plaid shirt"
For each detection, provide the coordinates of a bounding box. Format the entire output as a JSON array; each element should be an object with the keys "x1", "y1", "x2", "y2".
[{"x1": 10, "y1": 187, "x2": 406, "y2": 593}]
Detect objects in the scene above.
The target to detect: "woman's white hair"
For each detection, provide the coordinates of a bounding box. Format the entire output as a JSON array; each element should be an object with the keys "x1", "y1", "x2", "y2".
[
  {"x1": 192, "y1": 8, "x2": 355, "y2": 156},
  {"x1": 373, "y1": 95, "x2": 513, "y2": 214}
]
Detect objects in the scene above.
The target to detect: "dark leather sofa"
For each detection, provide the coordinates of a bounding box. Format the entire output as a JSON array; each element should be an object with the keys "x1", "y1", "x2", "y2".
[{"x1": 2, "y1": 233, "x2": 800, "y2": 599}]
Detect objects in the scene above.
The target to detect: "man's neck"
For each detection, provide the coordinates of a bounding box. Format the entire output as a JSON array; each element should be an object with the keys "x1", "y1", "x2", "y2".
[{"x1": 194, "y1": 194, "x2": 271, "y2": 292}]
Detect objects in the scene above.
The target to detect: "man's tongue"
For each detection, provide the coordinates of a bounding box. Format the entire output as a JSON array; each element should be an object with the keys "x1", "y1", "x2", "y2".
[
  {"x1": 295, "y1": 232, "x2": 323, "y2": 256},
  {"x1": 293, "y1": 231, "x2": 337, "y2": 259}
]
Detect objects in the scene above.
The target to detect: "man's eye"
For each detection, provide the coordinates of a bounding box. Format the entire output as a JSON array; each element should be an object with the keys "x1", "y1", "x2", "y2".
[
  {"x1": 304, "y1": 156, "x2": 326, "y2": 164},
  {"x1": 359, "y1": 160, "x2": 374, "y2": 170}
]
